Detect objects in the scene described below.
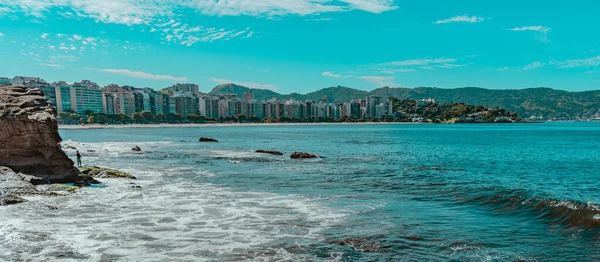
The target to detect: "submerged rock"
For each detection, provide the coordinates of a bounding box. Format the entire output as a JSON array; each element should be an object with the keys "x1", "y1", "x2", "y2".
[
  {"x1": 132, "y1": 146, "x2": 142, "y2": 152},
  {"x1": 0, "y1": 86, "x2": 79, "y2": 183},
  {"x1": 199, "y1": 137, "x2": 218, "y2": 142},
  {"x1": 0, "y1": 196, "x2": 25, "y2": 206},
  {"x1": 290, "y1": 152, "x2": 319, "y2": 159},
  {"x1": 80, "y1": 166, "x2": 137, "y2": 179},
  {"x1": 256, "y1": 150, "x2": 284, "y2": 156}
]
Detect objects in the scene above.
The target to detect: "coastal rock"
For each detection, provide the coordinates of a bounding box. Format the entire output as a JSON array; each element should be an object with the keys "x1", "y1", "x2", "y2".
[
  {"x1": 290, "y1": 152, "x2": 319, "y2": 159},
  {"x1": 0, "y1": 196, "x2": 26, "y2": 206},
  {"x1": 0, "y1": 86, "x2": 79, "y2": 183},
  {"x1": 0, "y1": 166, "x2": 98, "y2": 206},
  {"x1": 199, "y1": 137, "x2": 218, "y2": 142},
  {"x1": 256, "y1": 150, "x2": 284, "y2": 156},
  {"x1": 132, "y1": 146, "x2": 142, "y2": 152},
  {"x1": 0, "y1": 167, "x2": 39, "y2": 205},
  {"x1": 80, "y1": 166, "x2": 137, "y2": 179}
]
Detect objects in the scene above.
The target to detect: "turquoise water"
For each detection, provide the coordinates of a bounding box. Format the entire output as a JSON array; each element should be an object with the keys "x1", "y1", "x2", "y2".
[{"x1": 3, "y1": 123, "x2": 599, "y2": 261}]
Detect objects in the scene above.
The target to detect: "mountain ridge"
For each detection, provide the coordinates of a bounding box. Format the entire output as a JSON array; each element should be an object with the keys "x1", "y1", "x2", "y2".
[{"x1": 209, "y1": 84, "x2": 600, "y2": 119}]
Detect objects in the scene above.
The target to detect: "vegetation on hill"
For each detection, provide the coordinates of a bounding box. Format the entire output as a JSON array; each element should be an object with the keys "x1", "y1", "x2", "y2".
[
  {"x1": 390, "y1": 98, "x2": 519, "y2": 123},
  {"x1": 209, "y1": 84, "x2": 600, "y2": 119}
]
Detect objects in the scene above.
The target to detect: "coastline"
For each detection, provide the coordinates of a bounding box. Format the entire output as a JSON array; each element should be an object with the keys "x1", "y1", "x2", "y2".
[{"x1": 58, "y1": 122, "x2": 424, "y2": 129}]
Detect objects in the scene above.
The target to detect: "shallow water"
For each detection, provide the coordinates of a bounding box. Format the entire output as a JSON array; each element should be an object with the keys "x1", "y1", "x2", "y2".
[{"x1": 2, "y1": 123, "x2": 600, "y2": 261}]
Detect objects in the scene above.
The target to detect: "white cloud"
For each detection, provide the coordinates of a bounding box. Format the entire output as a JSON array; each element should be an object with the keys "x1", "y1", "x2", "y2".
[
  {"x1": 523, "y1": 61, "x2": 545, "y2": 70},
  {"x1": 552, "y1": 56, "x2": 600, "y2": 69},
  {"x1": 382, "y1": 58, "x2": 457, "y2": 66},
  {"x1": 189, "y1": 0, "x2": 397, "y2": 16},
  {"x1": 40, "y1": 33, "x2": 48, "y2": 39},
  {"x1": 509, "y1": 26, "x2": 551, "y2": 33},
  {"x1": 0, "y1": 32, "x2": 3, "y2": 37},
  {"x1": 433, "y1": 15, "x2": 484, "y2": 24},
  {"x1": 48, "y1": 45, "x2": 55, "y2": 50},
  {"x1": 0, "y1": 0, "x2": 397, "y2": 24},
  {"x1": 337, "y1": 0, "x2": 398, "y2": 14},
  {"x1": 40, "y1": 63, "x2": 64, "y2": 69},
  {"x1": 322, "y1": 72, "x2": 353, "y2": 78},
  {"x1": 510, "y1": 26, "x2": 552, "y2": 43},
  {"x1": 101, "y1": 69, "x2": 188, "y2": 82},
  {"x1": 209, "y1": 78, "x2": 279, "y2": 91},
  {"x1": 497, "y1": 67, "x2": 509, "y2": 71},
  {"x1": 380, "y1": 68, "x2": 416, "y2": 74},
  {"x1": 1, "y1": 0, "x2": 395, "y2": 48},
  {"x1": 357, "y1": 75, "x2": 399, "y2": 87}
]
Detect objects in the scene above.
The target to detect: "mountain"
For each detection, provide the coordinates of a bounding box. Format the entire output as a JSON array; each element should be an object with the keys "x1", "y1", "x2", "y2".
[
  {"x1": 210, "y1": 84, "x2": 286, "y2": 100},
  {"x1": 209, "y1": 84, "x2": 600, "y2": 119}
]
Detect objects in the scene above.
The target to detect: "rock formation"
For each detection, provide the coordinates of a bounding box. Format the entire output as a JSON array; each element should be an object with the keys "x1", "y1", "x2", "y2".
[
  {"x1": 256, "y1": 150, "x2": 284, "y2": 156},
  {"x1": 132, "y1": 146, "x2": 142, "y2": 151},
  {"x1": 80, "y1": 166, "x2": 137, "y2": 179},
  {"x1": 290, "y1": 152, "x2": 319, "y2": 159},
  {"x1": 0, "y1": 86, "x2": 79, "y2": 183},
  {"x1": 199, "y1": 137, "x2": 218, "y2": 142}
]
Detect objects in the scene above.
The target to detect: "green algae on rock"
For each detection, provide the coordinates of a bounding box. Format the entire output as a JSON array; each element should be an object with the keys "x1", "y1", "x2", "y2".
[{"x1": 80, "y1": 166, "x2": 137, "y2": 179}]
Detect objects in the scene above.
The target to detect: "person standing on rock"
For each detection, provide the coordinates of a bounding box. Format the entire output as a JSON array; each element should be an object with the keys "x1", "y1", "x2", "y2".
[{"x1": 76, "y1": 151, "x2": 82, "y2": 167}]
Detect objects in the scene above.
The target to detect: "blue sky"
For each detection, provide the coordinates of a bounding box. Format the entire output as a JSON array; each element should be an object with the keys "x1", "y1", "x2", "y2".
[{"x1": 0, "y1": 0, "x2": 599, "y2": 93}]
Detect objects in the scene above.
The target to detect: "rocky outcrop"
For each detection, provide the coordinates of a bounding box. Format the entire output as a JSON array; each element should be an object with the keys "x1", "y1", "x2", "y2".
[
  {"x1": 0, "y1": 86, "x2": 78, "y2": 183},
  {"x1": 199, "y1": 137, "x2": 218, "y2": 142},
  {"x1": 0, "y1": 166, "x2": 77, "y2": 206},
  {"x1": 80, "y1": 166, "x2": 137, "y2": 179},
  {"x1": 132, "y1": 146, "x2": 142, "y2": 152},
  {"x1": 290, "y1": 152, "x2": 319, "y2": 159},
  {"x1": 256, "y1": 150, "x2": 284, "y2": 156}
]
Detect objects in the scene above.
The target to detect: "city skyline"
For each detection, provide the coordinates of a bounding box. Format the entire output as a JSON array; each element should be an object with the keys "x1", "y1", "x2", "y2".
[
  {"x1": 1, "y1": 75, "x2": 400, "y2": 121},
  {"x1": 1, "y1": 1, "x2": 600, "y2": 92}
]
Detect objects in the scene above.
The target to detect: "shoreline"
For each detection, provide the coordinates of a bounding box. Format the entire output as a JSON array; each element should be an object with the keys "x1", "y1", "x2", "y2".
[
  {"x1": 57, "y1": 121, "x2": 551, "y2": 130},
  {"x1": 58, "y1": 122, "x2": 423, "y2": 129}
]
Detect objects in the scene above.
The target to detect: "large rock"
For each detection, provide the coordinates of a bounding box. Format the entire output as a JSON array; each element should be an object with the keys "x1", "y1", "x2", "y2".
[
  {"x1": 290, "y1": 152, "x2": 319, "y2": 159},
  {"x1": 199, "y1": 137, "x2": 218, "y2": 142},
  {"x1": 0, "y1": 86, "x2": 78, "y2": 183}
]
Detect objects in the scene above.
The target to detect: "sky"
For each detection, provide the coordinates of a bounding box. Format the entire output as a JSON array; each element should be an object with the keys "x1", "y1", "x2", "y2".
[{"x1": 0, "y1": 0, "x2": 599, "y2": 93}]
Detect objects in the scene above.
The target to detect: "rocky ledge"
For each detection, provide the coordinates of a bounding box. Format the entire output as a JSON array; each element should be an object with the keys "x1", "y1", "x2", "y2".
[
  {"x1": 256, "y1": 150, "x2": 284, "y2": 156},
  {"x1": 199, "y1": 137, "x2": 218, "y2": 142},
  {"x1": 80, "y1": 166, "x2": 137, "y2": 179},
  {"x1": 0, "y1": 166, "x2": 87, "y2": 206},
  {"x1": 0, "y1": 86, "x2": 78, "y2": 183}
]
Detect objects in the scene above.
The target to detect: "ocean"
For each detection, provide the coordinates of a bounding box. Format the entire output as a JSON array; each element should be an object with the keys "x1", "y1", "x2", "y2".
[{"x1": 1, "y1": 123, "x2": 599, "y2": 261}]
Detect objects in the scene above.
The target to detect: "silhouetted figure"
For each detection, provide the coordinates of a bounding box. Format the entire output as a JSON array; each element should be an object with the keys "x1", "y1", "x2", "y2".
[{"x1": 76, "y1": 151, "x2": 82, "y2": 167}]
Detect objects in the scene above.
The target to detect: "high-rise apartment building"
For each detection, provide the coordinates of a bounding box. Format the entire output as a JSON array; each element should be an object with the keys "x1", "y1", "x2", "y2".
[
  {"x1": 70, "y1": 82, "x2": 104, "y2": 114},
  {"x1": 199, "y1": 96, "x2": 220, "y2": 119},
  {"x1": 366, "y1": 95, "x2": 382, "y2": 118}
]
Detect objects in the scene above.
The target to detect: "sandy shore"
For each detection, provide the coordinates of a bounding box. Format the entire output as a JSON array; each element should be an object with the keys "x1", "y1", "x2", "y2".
[{"x1": 58, "y1": 122, "x2": 422, "y2": 129}]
